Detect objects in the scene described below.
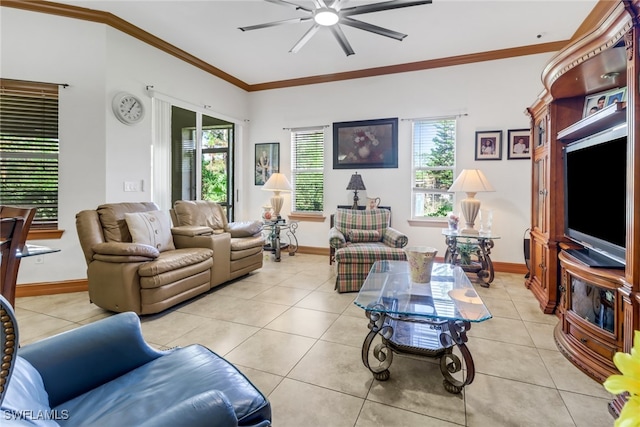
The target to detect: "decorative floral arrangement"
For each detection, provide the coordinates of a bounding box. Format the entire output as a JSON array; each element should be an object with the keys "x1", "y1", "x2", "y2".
[
  {"x1": 604, "y1": 330, "x2": 640, "y2": 427},
  {"x1": 447, "y1": 212, "x2": 459, "y2": 231},
  {"x1": 344, "y1": 128, "x2": 383, "y2": 162}
]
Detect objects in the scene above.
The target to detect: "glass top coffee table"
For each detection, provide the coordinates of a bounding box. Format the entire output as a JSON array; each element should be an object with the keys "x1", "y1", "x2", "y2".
[{"x1": 354, "y1": 260, "x2": 492, "y2": 393}]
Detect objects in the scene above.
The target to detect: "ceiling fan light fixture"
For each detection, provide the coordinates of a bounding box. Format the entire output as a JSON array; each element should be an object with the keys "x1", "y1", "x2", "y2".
[{"x1": 314, "y1": 8, "x2": 339, "y2": 26}]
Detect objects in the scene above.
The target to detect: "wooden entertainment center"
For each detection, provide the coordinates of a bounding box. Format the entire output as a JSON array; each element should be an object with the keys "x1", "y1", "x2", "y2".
[{"x1": 526, "y1": 0, "x2": 639, "y2": 416}]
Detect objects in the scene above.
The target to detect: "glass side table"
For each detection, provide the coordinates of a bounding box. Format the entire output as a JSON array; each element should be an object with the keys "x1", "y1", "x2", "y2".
[
  {"x1": 441, "y1": 229, "x2": 500, "y2": 287},
  {"x1": 262, "y1": 220, "x2": 298, "y2": 262},
  {"x1": 17, "y1": 244, "x2": 60, "y2": 258}
]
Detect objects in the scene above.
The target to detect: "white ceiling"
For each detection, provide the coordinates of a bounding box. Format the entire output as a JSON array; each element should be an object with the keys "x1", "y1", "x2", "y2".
[{"x1": 53, "y1": 0, "x2": 598, "y2": 86}]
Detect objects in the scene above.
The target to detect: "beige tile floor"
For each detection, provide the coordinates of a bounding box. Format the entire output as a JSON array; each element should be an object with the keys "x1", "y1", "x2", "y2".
[{"x1": 14, "y1": 253, "x2": 615, "y2": 427}]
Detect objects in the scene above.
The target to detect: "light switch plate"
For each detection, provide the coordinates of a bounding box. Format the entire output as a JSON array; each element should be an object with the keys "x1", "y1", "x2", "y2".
[{"x1": 124, "y1": 181, "x2": 138, "y2": 192}]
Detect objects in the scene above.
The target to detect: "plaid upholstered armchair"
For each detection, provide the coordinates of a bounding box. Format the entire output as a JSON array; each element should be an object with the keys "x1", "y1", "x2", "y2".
[{"x1": 329, "y1": 208, "x2": 408, "y2": 292}]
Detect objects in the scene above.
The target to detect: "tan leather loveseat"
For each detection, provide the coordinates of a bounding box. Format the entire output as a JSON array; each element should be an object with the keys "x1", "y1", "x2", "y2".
[
  {"x1": 171, "y1": 200, "x2": 265, "y2": 287},
  {"x1": 76, "y1": 202, "x2": 214, "y2": 314}
]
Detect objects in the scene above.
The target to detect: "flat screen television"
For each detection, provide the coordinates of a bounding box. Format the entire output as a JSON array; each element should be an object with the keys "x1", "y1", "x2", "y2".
[{"x1": 563, "y1": 124, "x2": 627, "y2": 268}]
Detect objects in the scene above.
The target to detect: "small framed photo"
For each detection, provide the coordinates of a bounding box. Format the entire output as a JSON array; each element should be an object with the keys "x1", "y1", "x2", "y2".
[
  {"x1": 583, "y1": 90, "x2": 609, "y2": 117},
  {"x1": 507, "y1": 129, "x2": 531, "y2": 160},
  {"x1": 255, "y1": 142, "x2": 279, "y2": 185},
  {"x1": 606, "y1": 87, "x2": 627, "y2": 106},
  {"x1": 475, "y1": 130, "x2": 502, "y2": 160}
]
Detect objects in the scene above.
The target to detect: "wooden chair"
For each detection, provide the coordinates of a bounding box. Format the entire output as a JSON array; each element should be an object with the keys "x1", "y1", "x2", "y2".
[{"x1": 0, "y1": 206, "x2": 36, "y2": 307}]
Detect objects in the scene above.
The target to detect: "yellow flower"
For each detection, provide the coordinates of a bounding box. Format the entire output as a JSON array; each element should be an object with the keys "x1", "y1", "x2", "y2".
[
  {"x1": 615, "y1": 396, "x2": 640, "y2": 427},
  {"x1": 605, "y1": 330, "x2": 640, "y2": 427}
]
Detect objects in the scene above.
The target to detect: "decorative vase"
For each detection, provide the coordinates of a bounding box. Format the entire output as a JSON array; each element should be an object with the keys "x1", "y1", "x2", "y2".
[
  {"x1": 404, "y1": 246, "x2": 438, "y2": 283},
  {"x1": 447, "y1": 212, "x2": 459, "y2": 233},
  {"x1": 261, "y1": 205, "x2": 273, "y2": 221}
]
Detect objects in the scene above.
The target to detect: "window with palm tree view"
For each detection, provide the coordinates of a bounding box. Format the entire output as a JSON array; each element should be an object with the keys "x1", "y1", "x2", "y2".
[{"x1": 412, "y1": 118, "x2": 456, "y2": 219}]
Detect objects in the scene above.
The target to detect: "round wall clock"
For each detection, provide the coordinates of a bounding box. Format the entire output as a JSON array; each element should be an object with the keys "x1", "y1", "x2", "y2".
[{"x1": 112, "y1": 92, "x2": 145, "y2": 125}]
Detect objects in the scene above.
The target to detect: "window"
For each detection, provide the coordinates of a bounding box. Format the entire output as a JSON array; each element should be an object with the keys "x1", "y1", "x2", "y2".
[
  {"x1": 0, "y1": 79, "x2": 59, "y2": 229},
  {"x1": 291, "y1": 128, "x2": 324, "y2": 213},
  {"x1": 411, "y1": 118, "x2": 456, "y2": 219}
]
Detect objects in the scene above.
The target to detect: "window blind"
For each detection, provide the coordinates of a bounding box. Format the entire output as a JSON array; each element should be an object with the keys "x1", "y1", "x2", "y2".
[
  {"x1": 291, "y1": 128, "x2": 324, "y2": 212},
  {"x1": 0, "y1": 79, "x2": 59, "y2": 228}
]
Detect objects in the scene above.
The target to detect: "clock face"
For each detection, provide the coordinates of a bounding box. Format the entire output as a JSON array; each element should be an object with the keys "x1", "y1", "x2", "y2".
[{"x1": 112, "y1": 92, "x2": 145, "y2": 125}]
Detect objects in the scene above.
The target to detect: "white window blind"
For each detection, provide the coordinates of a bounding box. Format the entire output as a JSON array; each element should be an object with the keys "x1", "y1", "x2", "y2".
[
  {"x1": 0, "y1": 79, "x2": 59, "y2": 228},
  {"x1": 291, "y1": 128, "x2": 324, "y2": 212},
  {"x1": 411, "y1": 118, "x2": 456, "y2": 219}
]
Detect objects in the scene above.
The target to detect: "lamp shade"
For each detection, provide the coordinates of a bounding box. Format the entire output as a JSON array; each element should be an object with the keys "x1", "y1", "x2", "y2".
[
  {"x1": 448, "y1": 169, "x2": 494, "y2": 194},
  {"x1": 448, "y1": 169, "x2": 494, "y2": 235},
  {"x1": 263, "y1": 173, "x2": 292, "y2": 192},
  {"x1": 346, "y1": 172, "x2": 366, "y2": 191},
  {"x1": 262, "y1": 173, "x2": 292, "y2": 219}
]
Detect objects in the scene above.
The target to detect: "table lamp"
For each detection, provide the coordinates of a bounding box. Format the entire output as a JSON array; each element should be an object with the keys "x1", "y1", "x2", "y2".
[
  {"x1": 346, "y1": 172, "x2": 366, "y2": 209},
  {"x1": 448, "y1": 169, "x2": 494, "y2": 235},
  {"x1": 263, "y1": 173, "x2": 292, "y2": 219}
]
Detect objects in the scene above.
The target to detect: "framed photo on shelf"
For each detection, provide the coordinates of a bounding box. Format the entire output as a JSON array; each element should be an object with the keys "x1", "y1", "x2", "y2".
[
  {"x1": 333, "y1": 117, "x2": 398, "y2": 169},
  {"x1": 475, "y1": 130, "x2": 502, "y2": 160},
  {"x1": 606, "y1": 87, "x2": 627, "y2": 106},
  {"x1": 583, "y1": 87, "x2": 627, "y2": 117},
  {"x1": 507, "y1": 129, "x2": 531, "y2": 160},
  {"x1": 255, "y1": 142, "x2": 279, "y2": 186}
]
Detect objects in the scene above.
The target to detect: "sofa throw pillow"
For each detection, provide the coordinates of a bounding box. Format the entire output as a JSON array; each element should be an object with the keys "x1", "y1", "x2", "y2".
[
  {"x1": 348, "y1": 229, "x2": 381, "y2": 243},
  {"x1": 228, "y1": 221, "x2": 263, "y2": 238},
  {"x1": 124, "y1": 210, "x2": 176, "y2": 252}
]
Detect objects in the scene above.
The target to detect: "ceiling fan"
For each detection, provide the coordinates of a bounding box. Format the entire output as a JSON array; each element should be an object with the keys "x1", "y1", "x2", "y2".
[{"x1": 239, "y1": 0, "x2": 433, "y2": 56}]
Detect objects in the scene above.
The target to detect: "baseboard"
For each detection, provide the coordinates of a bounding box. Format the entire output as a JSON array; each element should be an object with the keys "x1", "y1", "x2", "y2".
[
  {"x1": 297, "y1": 247, "x2": 529, "y2": 274},
  {"x1": 16, "y1": 279, "x2": 88, "y2": 298},
  {"x1": 15, "y1": 252, "x2": 528, "y2": 297}
]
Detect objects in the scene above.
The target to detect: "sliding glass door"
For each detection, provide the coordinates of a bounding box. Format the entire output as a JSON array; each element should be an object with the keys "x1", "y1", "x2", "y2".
[{"x1": 171, "y1": 106, "x2": 234, "y2": 219}]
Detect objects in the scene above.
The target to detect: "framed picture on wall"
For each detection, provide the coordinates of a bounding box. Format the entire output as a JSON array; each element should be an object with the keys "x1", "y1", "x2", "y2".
[
  {"x1": 333, "y1": 117, "x2": 398, "y2": 169},
  {"x1": 475, "y1": 130, "x2": 502, "y2": 160},
  {"x1": 507, "y1": 129, "x2": 531, "y2": 160},
  {"x1": 255, "y1": 143, "x2": 279, "y2": 185}
]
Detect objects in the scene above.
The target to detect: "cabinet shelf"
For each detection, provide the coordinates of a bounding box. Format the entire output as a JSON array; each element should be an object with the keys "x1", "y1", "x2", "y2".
[{"x1": 557, "y1": 102, "x2": 626, "y2": 142}]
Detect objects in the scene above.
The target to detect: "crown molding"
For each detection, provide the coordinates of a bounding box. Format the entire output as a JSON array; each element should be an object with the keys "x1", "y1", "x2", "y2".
[{"x1": 3, "y1": 0, "x2": 594, "y2": 92}]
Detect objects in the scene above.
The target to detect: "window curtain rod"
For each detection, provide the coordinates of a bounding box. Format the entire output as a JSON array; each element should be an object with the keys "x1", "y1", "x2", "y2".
[
  {"x1": 283, "y1": 125, "x2": 329, "y2": 131},
  {"x1": 145, "y1": 85, "x2": 247, "y2": 124},
  {"x1": 19, "y1": 80, "x2": 68, "y2": 88},
  {"x1": 402, "y1": 113, "x2": 468, "y2": 121}
]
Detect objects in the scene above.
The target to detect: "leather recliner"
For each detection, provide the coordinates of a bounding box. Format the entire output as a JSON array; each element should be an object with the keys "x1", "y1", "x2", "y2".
[
  {"x1": 171, "y1": 200, "x2": 264, "y2": 288},
  {"x1": 76, "y1": 202, "x2": 214, "y2": 315}
]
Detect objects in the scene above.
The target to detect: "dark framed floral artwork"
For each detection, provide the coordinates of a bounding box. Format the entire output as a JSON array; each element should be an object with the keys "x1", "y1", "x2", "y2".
[
  {"x1": 255, "y1": 142, "x2": 279, "y2": 185},
  {"x1": 333, "y1": 117, "x2": 398, "y2": 169},
  {"x1": 474, "y1": 130, "x2": 502, "y2": 160}
]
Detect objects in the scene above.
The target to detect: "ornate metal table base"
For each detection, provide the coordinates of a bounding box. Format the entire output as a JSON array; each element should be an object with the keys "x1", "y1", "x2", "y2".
[
  {"x1": 362, "y1": 305, "x2": 475, "y2": 394},
  {"x1": 444, "y1": 235, "x2": 495, "y2": 287},
  {"x1": 263, "y1": 221, "x2": 298, "y2": 262}
]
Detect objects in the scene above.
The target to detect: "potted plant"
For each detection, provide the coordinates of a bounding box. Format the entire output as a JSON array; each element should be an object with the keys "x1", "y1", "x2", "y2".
[{"x1": 457, "y1": 240, "x2": 476, "y2": 265}]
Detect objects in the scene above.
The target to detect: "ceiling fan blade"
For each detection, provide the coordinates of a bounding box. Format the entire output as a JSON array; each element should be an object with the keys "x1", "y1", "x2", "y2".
[
  {"x1": 264, "y1": 0, "x2": 314, "y2": 13},
  {"x1": 311, "y1": 0, "x2": 328, "y2": 8},
  {"x1": 290, "y1": 24, "x2": 321, "y2": 53},
  {"x1": 330, "y1": 25, "x2": 355, "y2": 56},
  {"x1": 341, "y1": 17, "x2": 406, "y2": 41},
  {"x1": 239, "y1": 17, "x2": 311, "y2": 32},
  {"x1": 341, "y1": 0, "x2": 432, "y2": 17}
]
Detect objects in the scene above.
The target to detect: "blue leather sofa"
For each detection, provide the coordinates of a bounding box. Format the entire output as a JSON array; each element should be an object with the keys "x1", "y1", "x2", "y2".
[{"x1": 0, "y1": 295, "x2": 271, "y2": 427}]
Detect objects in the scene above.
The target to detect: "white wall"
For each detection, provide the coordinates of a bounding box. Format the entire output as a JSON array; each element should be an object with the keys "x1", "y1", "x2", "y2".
[
  {"x1": 247, "y1": 54, "x2": 548, "y2": 263},
  {"x1": 1, "y1": 9, "x2": 250, "y2": 284},
  {"x1": 2, "y1": 6, "x2": 546, "y2": 286}
]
